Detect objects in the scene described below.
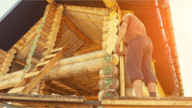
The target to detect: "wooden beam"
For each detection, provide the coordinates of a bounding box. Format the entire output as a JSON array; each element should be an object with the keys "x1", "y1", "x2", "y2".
[
  {"x1": 62, "y1": 15, "x2": 92, "y2": 45},
  {"x1": 74, "y1": 44, "x2": 102, "y2": 55},
  {"x1": 65, "y1": 77, "x2": 98, "y2": 95},
  {"x1": 49, "y1": 84, "x2": 74, "y2": 95},
  {"x1": 14, "y1": 57, "x2": 26, "y2": 66},
  {"x1": 54, "y1": 79, "x2": 91, "y2": 95},
  {"x1": 102, "y1": 97, "x2": 192, "y2": 107}
]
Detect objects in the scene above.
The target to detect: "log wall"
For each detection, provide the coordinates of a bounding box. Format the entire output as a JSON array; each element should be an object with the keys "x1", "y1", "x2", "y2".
[{"x1": 0, "y1": 49, "x2": 16, "y2": 76}]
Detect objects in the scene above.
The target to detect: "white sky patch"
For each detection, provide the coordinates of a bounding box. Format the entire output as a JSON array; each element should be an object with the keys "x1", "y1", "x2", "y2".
[
  {"x1": 0, "y1": 0, "x2": 18, "y2": 18},
  {"x1": 170, "y1": 0, "x2": 192, "y2": 97}
]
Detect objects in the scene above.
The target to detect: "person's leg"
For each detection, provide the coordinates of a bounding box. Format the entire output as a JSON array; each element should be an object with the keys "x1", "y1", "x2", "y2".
[
  {"x1": 125, "y1": 36, "x2": 145, "y2": 97},
  {"x1": 147, "y1": 82, "x2": 157, "y2": 97},
  {"x1": 142, "y1": 36, "x2": 157, "y2": 97},
  {"x1": 133, "y1": 79, "x2": 143, "y2": 97}
]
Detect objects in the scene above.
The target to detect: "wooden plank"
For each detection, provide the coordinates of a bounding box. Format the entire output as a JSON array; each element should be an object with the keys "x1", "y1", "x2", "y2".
[
  {"x1": 57, "y1": 31, "x2": 75, "y2": 48},
  {"x1": 55, "y1": 79, "x2": 91, "y2": 95},
  {"x1": 44, "y1": 54, "x2": 57, "y2": 60},
  {"x1": 20, "y1": 44, "x2": 72, "y2": 94},
  {"x1": 65, "y1": 39, "x2": 84, "y2": 57},
  {"x1": 65, "y1": 7, "x2": 108, "y2": 16},
  {"x1": 36, "y1": 60, "x2": 50, "y2": 67},
  {"x1": 8, "y1": 87, "x2": 25, "y2": 93},
  {"x1": 51, "y1": 47, "x2": 63, "y2": 53},
  {"x1": 62, "y1": 14, "x2": 91, "y2": 45},
  {"x1": 14, "y1": 57, "x2": 26, "y2": 66},
  {"x1": 102, "y1": 98, "x2": 192, "y2": 107},
  {"x1": 24, "y1": 71, "x2": 40, "y2": 79},
  {"x1": 49, "y1": 84, "x2": 74, "y2": 95},
  {"x1": 0, "y1": 93, "x2": 85, "y2": 103},
  {"x1": 66, "y1": 78, "x2": 98, "y2": 94}
]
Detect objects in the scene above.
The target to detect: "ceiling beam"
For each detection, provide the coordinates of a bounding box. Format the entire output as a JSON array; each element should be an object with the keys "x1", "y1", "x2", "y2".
[
  {"x1": 54, "y1": 79, "x2": 91, "y2": 95},
  {"x1": 74, "y1": 44, "x2": 102, "y2": 56},
  {"x1": 62, "y1": 15, "x2": 92, "y2": 45}
]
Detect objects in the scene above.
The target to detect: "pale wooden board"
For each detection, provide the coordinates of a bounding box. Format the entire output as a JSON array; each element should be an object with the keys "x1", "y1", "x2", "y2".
[
  {"x1": 64, "y1": 11, "x2": 90, "y2": 20},
  {"x1": 60, "y1": 28, "x2": 72, "y2": 40},
  {"x1": 65, "y1": 5, "x2": 109, "y2": 16},
  {"x1": 82, "y1": 32, "x2": 100, "y2": 42},
  {"x1": 83, "y1": 32, "x2": 102, "y2": 43},
  {"x1": 76, "y1": 23, "x2": 102, "y2": 35}
]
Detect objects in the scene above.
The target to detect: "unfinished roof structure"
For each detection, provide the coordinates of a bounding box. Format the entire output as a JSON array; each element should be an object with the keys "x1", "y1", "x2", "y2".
[{"x1": 0, "y1": 0, "x2": 190, "y2": 107}]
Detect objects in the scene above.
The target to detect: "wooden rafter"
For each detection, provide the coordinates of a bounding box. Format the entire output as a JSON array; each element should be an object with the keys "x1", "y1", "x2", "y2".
[
  {"x1": 49, "y1": 84, "x2": 74, "y2": 95},
  {"x1": 54, "y1": 79, "x2": 92, "y2": 95},
  {"x1": 62, "y1": 14, "x2": 92, "y2": 45},
  {"x1": 74, "y1": 44, "x2": 102, "y2": 56}
]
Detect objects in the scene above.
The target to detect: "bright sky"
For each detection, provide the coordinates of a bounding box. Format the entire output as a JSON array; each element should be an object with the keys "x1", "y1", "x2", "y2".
[
  {"x1": 0, "y1": 0, "x2": 18, "y2": 20},
  {"x1": 0, "y1": 0, "x2": 192, "y2": 97},
  {"x1": 169, "y1": 0, "x2": 192, "y2": 97}
]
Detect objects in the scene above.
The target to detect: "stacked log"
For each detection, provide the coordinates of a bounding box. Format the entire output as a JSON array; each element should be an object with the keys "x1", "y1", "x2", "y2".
[
  {"x1": 21, "y1": 4, "x2": 59, "y2": 94},
  {"x1": 43, "y1": 4, "x2": 64, "y2": 56},
  {"x1": 0, "y1": 49, "x2": 16, "y2": 76},
  {"x1": 37, "y1": 4, "x2": 64, "y2": 94},
  {"x1": 0, "y1": 50, "x2": 119, "y2": 91},
  {"x1": 98, "y1": 11, "x2": 120, "y2": 101}
]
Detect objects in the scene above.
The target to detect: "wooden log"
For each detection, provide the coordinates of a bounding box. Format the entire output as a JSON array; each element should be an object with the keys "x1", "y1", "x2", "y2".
[
  {"x1": 106, "y1": 43, "x2": 116, "y2": 54},
  {"x1": 99, "y1": 65, "x2": 118, "y2": 78},
  {"x1": 108, "y1": 27, "x2": 118, "y2": 36},
  {"x1": 0, "y1": 49, "x2": 7, "y2": 55},
  {"x1": 106, "y1": 35, "x2": 118, "y2": 46},
  {"x1": 4, "y1": 54, "x2": 15, "y2": 61},
  {"x1": 99, "y1": 75, "x2": 119, "y2": 91},
  {"x1": 0, "y1": 53, "x2": 6, "y2": 60},
  {"x1": 108, "y1": 19, "x2": 119, "y2": 28},
  {"x1": 102, "y1": 54, "x2": 119, "y2": 66},
  {"x1": 8, "y1": 49, "x2": 16, "y2": 54},
  {"x1": 109, "y1": 11, "x2": 118, "y2": 20},
  {"x1": 0, "y1": 59, "x2": 4, "y2": 63},
  {"x1": 55, "y1": 50, "x2": 107, "y2": 67},
  {"x1": 0, "y1": 58, "x2": 105, "y2": 89},
  {"x1": 98, "y1": 89, "x2": 119, "y2": 101},
  {"x1": 102, "y1": 34, "x2": 109, "y2": 41},
  {"x1": 0, "y1": 67, "x2": 9, "y2": 72},
  {"x1": 46, "y1": 58, "x2": 106, "y2": 80},
  {"x1": 0, "y1": 53, "x2": 118, "y2": 89},
  {"x1": 102, "y1": 42, "x2": 107, "y2": 50},
  {"x1": 2, "y1": 62, "x2": 11, "y2": 68},
  {"x1": 0, "y1": 77, "x2": 21, "y2": 90}
]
